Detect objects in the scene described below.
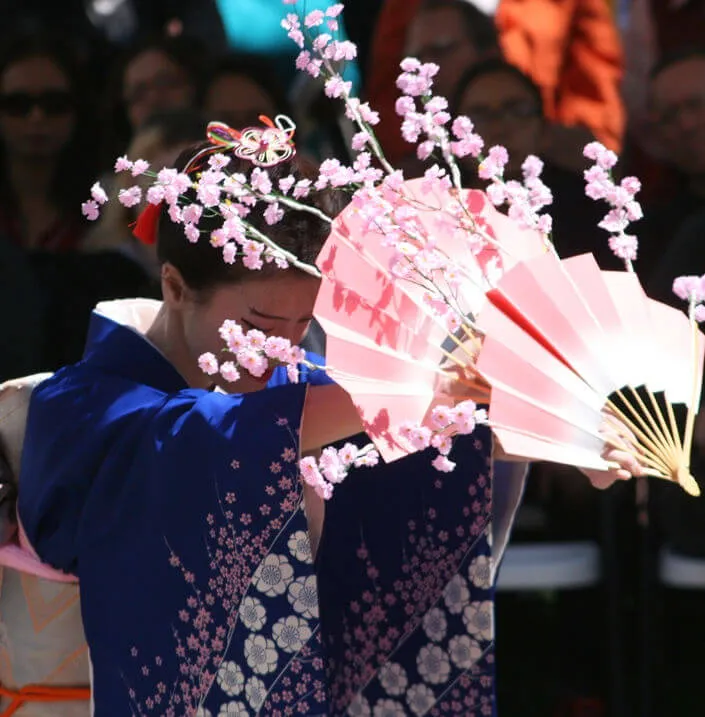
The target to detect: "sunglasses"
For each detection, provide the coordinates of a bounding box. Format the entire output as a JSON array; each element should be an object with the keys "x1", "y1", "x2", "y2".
[{"x1": 0, "y1": 90, "x2": 75, "y2": 117}]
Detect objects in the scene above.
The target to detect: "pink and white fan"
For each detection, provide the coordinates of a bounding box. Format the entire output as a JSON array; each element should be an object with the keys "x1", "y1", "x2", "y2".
[
  {"x1": 475, "y1": 251, "x2": 705, "y2": 495},
  {"x1": 314, "y1": 178, "x2": 546, "y2": 461}
]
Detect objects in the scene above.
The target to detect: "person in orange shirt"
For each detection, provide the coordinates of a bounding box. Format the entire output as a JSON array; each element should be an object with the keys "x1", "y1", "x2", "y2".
[{"x1": 367, "y1": 0, "x2": 625, "y2": 171}]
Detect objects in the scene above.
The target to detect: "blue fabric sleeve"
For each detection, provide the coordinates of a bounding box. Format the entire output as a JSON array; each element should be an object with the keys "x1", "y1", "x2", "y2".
[{"x1": 19, "y1": 369, "x2": 308, "y2": 575}]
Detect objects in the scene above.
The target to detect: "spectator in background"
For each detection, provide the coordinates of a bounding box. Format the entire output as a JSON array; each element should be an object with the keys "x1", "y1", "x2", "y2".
[
  {"x1": 0, "y1": 35, "x2": 95, "y2": 251},
  {"x1": 452, "y1": 59, "x2": 619, "y2": 268},
  {"x1": 369, "y1": 0, "x2": 499, "y2": 166},
  {"x1": 105, "y1": 36, "x2": 207, "y2": 158},
  {"x1": 405, "y1": 0, "x2": 500, "y2": 100},
  {"x1": 203, "y1": 53, "x2": 289, "y2": 129},
  {"x1": 632, "y1": 48, "x2": 705, "y2": 279},
  {"x1": 367, "y1": 0, "x2": 624, "y2": 172}
]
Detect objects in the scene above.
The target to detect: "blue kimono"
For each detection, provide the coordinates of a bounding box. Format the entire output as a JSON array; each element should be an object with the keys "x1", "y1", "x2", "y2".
[{"x1": 18, "y1": 300, "x2": 525, "y2": 716}]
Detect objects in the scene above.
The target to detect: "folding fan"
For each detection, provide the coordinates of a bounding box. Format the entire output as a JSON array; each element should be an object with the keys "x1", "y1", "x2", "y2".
[
  {"x1": 314, "y1": 178, "x2": 546, "y2": 461},
  {"x1": 475, "y1": 251, "x2": 705, "y2": 495}
]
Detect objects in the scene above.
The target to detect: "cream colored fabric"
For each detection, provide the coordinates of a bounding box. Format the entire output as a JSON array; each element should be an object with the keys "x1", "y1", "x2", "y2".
[{"x1": 0, "y1": 375, "x2": 90, "y2": 716}]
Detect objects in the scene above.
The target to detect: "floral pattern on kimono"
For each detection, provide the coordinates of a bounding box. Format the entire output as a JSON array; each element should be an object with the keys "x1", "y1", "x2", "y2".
[
  {"x1": 317, "y1": 428, "x2": 496, "y2": 717},
  {"x1": 122, "y1": 418, "x2": 329, "y2": 717}
]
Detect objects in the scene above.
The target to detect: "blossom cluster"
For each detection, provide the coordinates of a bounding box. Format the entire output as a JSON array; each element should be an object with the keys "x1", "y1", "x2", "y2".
[
  {"x1": 199, "y1": 320, "x2": 307, "y2": 384},
  {"x1": 582, "y1": 142, "x2": 643, "y2": 268},
  {"x1": 300, "y1": 442, "x2": 380, "y2": 499},
  {"x1": 399, "y1": 402, "x2": 488, "y2": 472},
  {"x1": 82, "y1": 152, "x2": 324, "y2": 276},
  {"x1": 673, "y1": 276, "x2": 705, "y2": 323}
]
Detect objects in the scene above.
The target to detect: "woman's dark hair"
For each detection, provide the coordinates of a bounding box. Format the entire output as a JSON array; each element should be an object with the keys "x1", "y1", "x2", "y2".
[
  {"x1": 0, "y1": 33, "x2": 97, "y2": 217},
  {"x1": 451, "y1": 58, "x2": 545, "y2": 116},
  {"x1": 157, "y1": 146, "x2": 346, "y2": 292},
  {"x1": 206, "y1": 53, "x2": 292, "y2": 120}
]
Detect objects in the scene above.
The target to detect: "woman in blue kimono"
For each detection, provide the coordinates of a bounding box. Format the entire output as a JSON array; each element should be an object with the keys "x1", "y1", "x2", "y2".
[{"x1": 17, "y1": 142, "x2": 639, "y2": 716}]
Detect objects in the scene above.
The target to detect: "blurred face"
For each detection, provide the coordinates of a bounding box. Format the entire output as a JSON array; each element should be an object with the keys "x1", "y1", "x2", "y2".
[
  {"x1": 172, "y1": 270, "x2": 319, "y2": 393},
  {"x1": 406, "y1": 6, "x2": 487, "y2": 98},
  {"x1": 0, "y1": 55, "x2": 75, "y2": 159},
  {"x1": 649, "y1": 57, "x2": 705, "y2": 176},
  {"x1": 456, "y1": 70, "x2": 543, "y2": 178},
  {"x1": 205, "y1": 73, "x2": 277, "y2": 129},
  {"x1": 123, "y1": 50, "x2": 195, "y2": 131}
]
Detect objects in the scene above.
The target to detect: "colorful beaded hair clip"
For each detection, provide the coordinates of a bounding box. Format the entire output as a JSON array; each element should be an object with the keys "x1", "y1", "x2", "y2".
[{"x1": 133, "y1": 115, "x2": 298, "y2": 245}]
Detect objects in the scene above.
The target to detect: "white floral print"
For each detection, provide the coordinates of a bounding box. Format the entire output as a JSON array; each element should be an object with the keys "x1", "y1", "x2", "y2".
[
  {"x1": 272, "y1": 615, "x2": 313, "y2": 653},
  {"x1": 347, "y1": 694, "x2": 371, "y2": 717},
  {"x1": 287, "y1": 530, "x2": 313, "y2": 564},
  {"x1": 422, "y1": 607, "x2": 448, "y2": 643},
  {"x1": 195, "y1": 708, "x2": 213, "y2": 717},
  {"x1": 243, "y1": 634, "x2": 278, "y2": 675},
  {"x1": 406, "y1": 684, "x2": 436, "y2": 716},
  {"x1": 287, "y1": 575, "x2": 319, "y2": 619},
  {"x1": 217, "y1": 702, "x2": 249, "y2": 716},
  {"x1": 239, "y1": 596, "x2": 267, "y2": 632},
  {"x1": 378, "y1": 661, "x2": 408, "y2": 697},
  {"x1": 416, "y1": 644, "x2": 451, "y2": 685},
  {"x1": 252, "y1": 554, "x2": 294, "y2": 597},
  {"x1": 373, "y1": 698, "x2": 406, "y2": 717},
  {"x1": 245, "y1": 676, "x2": 267, "y2": 711},
  {"x1": 443, "y1": 574, "x2": 470, "y2": 615},
  {"x1": 467, "y1": 555, "x2": 491, "y2": 589},
  {"x1": 215, "y1": 661, "x2": 245, "y2": 697},
  {"x1": 448, "y1": 634, "x2": 483, "y2": 670},
  {"x1": 463, "y1": 600, "x2": 493, "y2": 641}
]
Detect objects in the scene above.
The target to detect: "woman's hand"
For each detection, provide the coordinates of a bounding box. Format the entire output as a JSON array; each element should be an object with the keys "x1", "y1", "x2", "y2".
[
  {"x1": 436, "y1": 335, "x2": 490, "y2": 404},
  {"x1": 580, "y1": 413, "x2": 647, "y2": 489},
  {"x1": 434, "y1": 364, "x2": 491, "y2": 404}
]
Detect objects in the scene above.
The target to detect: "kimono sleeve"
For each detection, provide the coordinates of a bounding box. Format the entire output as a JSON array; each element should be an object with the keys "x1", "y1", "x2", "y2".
[{"x1": 19, "y1": 375, "x2": 310, "y2": 576}]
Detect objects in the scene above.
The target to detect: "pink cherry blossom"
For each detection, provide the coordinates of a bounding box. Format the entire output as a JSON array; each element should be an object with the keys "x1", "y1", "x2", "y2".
[
  {"x1": 673, "y1": 276, "x2": 704, "y2": 302},
  {"x1": 264, "y1": 202, "x2": 284, "y2": 225},
  {"x1": 198, "y1": 353, "x2": 219, "y2": 376},
  {"x1": 222, "y1": 242, "x2": 238, "y2": 264},
  {"x1": 432, "y1": 455, "x2": 456, "y2": 472},
  {"x1": 114, "y1": 155, "x2": 132, "y2": 172},
  {"x1": 324, "y1": 76, "x2": 352, "y2": 99},
  {"x1": 146, "y1": 185, "x2": 165, "y2": 205},
  {"x1": 608, "y1": 233, "x2": 638, "y2": 261},
  {"x1": 131, "y1": 159, "x2": 150, "y2": 176},
  {"x1": 219, "y1": 361, "x2": 240, "y2": 382},
  {"x1": 81, "y1": 199, "x2": 100, "y2": 220},
  {"x1": 118, "y1": 186, "x2": 142, "y2": 207},
  {"x1": 91, "y1": 181, "x2": 108, "y2": 204},
  {"x1": 184, "y1": 223, "x2": 200, "y2": 243},
  {"x1": 180, "y1": 204, "x2": 202, "y2": 225},
  {"x1": 304, "y1": 9, "x2": 325, "y2": 27}
]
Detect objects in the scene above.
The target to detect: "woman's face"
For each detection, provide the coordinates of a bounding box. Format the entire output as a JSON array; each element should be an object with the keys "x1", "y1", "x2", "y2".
[
  {"x1": 179, "y1": 271, "x2": 320, "y2": 392},
  {"x1": 204, "y1": 73, "x2": 276, "y2": 129},
  {"x1": 0, "y1": 55, "x2": 75, "y2": 160},
  {"x1": 123, "y1": 50, "x2": 195, "y2": 131},
  {"x1": 456, "y1": 70, "x2": 543, "y2": 179}
]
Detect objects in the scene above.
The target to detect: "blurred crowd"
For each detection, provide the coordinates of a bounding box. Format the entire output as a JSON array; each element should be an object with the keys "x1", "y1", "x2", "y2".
[{"x1": 1, "y1": 0, "x2": 705, "y2": 713}]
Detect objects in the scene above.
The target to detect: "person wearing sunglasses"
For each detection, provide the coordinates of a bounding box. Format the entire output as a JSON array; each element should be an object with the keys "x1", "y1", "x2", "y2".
[{"x1": 0, "y1": 35, "x2": 96, "y2": 252}]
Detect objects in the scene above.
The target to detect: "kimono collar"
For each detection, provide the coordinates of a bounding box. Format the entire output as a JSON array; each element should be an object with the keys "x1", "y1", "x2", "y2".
[{"x1": 82, "y1": 299, "x2": 188, "y2": 395}]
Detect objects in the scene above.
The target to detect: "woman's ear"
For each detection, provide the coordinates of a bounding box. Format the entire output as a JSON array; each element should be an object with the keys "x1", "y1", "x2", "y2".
[{"x1": 161, "y1": 262, "x2": 191, "y2": 308}]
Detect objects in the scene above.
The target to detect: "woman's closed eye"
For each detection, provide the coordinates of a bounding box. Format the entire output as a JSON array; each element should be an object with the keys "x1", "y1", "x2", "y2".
[{"x1": 241, "y1": 318, "x2": 272, "y2": 334}]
